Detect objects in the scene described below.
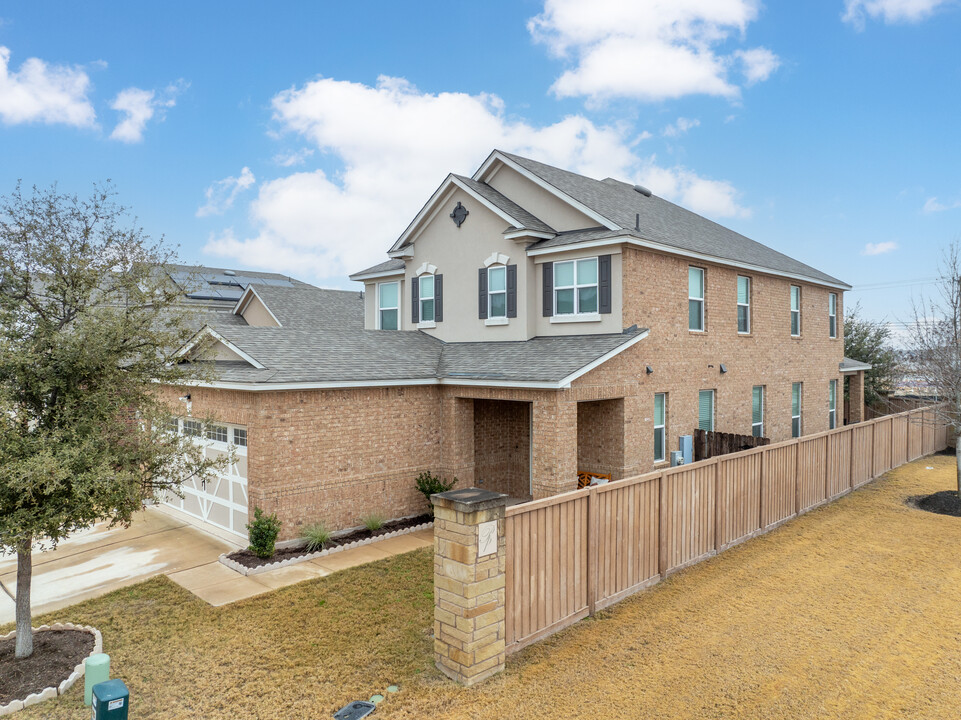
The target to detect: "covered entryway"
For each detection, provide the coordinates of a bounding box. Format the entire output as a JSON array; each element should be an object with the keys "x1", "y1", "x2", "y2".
[
  {"x1": 577, "y1": 398, "x2": 625, "y2": 481},
  {"x1": 164, "y1": 419, "x2": 249, "y2": 540},
  {"x1": 473, "y1": 399, "x2": 532, "y2": 501}
]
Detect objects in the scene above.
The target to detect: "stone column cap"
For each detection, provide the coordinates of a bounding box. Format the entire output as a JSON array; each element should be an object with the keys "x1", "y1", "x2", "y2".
[{"x1": 432, "y1": 487, "x2": 508, "y2": 513}]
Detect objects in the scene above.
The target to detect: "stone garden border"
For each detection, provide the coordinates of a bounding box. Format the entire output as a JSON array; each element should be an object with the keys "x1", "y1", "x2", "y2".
[
  {"x1": 219, "y1": 520, "x2": 433, "y2": 576},
  {"x1": 0, "y1": 623, "x2": 102, "y2": 716}
]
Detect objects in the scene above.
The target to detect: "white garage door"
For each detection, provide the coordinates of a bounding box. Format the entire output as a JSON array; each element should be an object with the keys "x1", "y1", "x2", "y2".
[{"x1": 164, "y1": 419, "x2": 249, "y2": 540}]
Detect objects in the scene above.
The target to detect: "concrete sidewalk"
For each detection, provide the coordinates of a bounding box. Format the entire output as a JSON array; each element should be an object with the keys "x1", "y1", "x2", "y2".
[
  {"x1": 167, "y1": 529, "x2": 434, "y2": 606},
  {"x1": 0, "y1": 508, "x2": 237, "y2": 624}
]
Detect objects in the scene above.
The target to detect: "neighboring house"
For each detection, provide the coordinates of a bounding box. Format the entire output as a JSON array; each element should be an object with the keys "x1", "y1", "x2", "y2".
[{"x1": 164, "y1": 151, "x2": 868, "y2": 542}]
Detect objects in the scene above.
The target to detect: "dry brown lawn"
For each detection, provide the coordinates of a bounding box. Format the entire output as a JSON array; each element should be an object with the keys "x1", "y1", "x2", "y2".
[{"x1": 5, "y1": 452, "x2": 961, "y2": 719}]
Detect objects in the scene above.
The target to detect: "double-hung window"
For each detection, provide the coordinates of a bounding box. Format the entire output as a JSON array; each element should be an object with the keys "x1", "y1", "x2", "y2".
[
  {"x1": 554, "y1": 258, "x2": 598, "y2": 315},
  {"x1": 232, "y1": 428, "x2": 247, "y2": 447},
  {"x1": 166, "y1": 416, "x2": 180, "y2": 434},
  {"x1": 488, "y1": 266, "x2": 507, "y2": 318},
  {"x1": 737, "y1": 276, "x2": 751, "y2": 334},
  {"x1": 183, "y1": 419, "x2": 202, "y2": 438},
  {"x1": 207, "y1": 424, "x2": 228, "y2": 443},
  {"x1": 752, "y1": 386, "x2": 764, "y2": 437},
  {"x1": 689, "y1": 267, "x2": 705, "y2": 331},
  {"x1": 698, "y1": 390, "x2": 714, "y2": 432},
  {"x1": 828, "y1": 293, "x2": 837, "y2": 338},
  {"x1": 790, "y1": 285, "x2": 801, "y2": 336},
  {"x1": 792, "y1": 383, "x2": 802, "y2": 437},
  {"x1": 378, "y1": 281, "x2": 399, "y2": 330},
  {"x1": 654, "y1": 393, "x2": 666, "y2": 463},
  {"x1": 828, "y1": 379, "x2": 837, "y2": 429},
  {"x1": 419, "y1": 275, "x2": 435, "y2": 323}
]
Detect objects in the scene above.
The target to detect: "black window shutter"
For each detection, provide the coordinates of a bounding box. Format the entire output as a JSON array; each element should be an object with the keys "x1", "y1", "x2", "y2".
[
  {"x1": 506, "y1": 264, "x2": 517, "y2": 318},
  {"x1": 598, "y1": 254, "x2": 612, "y2": 314},
  {"x1": 478, "y1": 268, "x2": 488, "y2": 319},
  {"x1": 542, "y1": 262, "x2": 553, "y2": 317},
  {"x1": 434, "y1": 274, "x2": 443, "y2": 322},
  {"x1": 411, "y1": 277, "x2": 419, "y2": 324}
]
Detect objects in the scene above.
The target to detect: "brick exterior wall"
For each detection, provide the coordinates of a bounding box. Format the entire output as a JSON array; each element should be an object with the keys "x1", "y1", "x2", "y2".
[{"x1": 159, "y1": 247, "x2": 845, "y2": 540}]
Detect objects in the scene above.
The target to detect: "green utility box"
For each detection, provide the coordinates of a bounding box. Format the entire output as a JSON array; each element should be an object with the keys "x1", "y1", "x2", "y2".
[{"x1": 91, "y1": 679, "x2": 129, "y2": 720}]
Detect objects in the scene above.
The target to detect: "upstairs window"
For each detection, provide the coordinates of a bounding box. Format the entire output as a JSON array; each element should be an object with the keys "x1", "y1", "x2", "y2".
[
  {"x1": 689, "y1": 267, "x2": 705, "y2": 331},
  {"x1": 790, "y1": 285, "x2": 801, "y2": 336},
  {"x1": 207, "y1": 424, "x2": 228, "y2": 443},
  {"x1": 752, "y1": 386, "x2": 764, "y2": 437},
  {"x1": 554, "y1": 258, "x2": 598, "y2": 315},
  {"x1": 166, "y1": 417, "x2": 180, "y2": 434},
  {"x1": 828, "y1": 293, "x2": 837, "y2": 338},
  {"x1": 419, "y1": 275, "x2": 435, "y2": 323},
  {"x1": 183, "y1": 419, "x2": 202, "y2": 438},
  {"x1": 737, "y1": 276, "x2": 751, "y2": 334},
  {"x1": 654, "y1": 393, "x2": 666, "y2": 462},
  {"x1": 792, "y1": 382, "x2": 802, "y2": 437},
  {"x1": 698, "y1": 389, "x2": 714, "y2": 432},
  {"x1": 488, "y1": 265, "x2": 507, "y2": 318},
  {"x1": 378, "y1": 281, "x2": 399, "y2": 330},
  {"x1": 232, "y1": 428, "x2": 247, "y2": 447},
  {"x1": 829, "y1": 379, "x2": 838, "y2": 429}
]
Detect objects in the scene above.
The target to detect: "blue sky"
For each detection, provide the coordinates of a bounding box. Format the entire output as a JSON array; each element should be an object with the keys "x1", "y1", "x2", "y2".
[{"x1": 1, "y1": 0, "x2": 960, "y2": 334}]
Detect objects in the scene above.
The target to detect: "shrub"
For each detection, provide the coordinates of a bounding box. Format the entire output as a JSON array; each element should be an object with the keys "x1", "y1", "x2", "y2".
[
  {"x1": 302, "y1": 522, "x2": 332, "y2": 553},
  {"x1": 247, "y1": 507, "x2": 282, "y2": 559},
  {"x1": 362, "y1": 513, "x2": 386, "y2": 532},
  {"x1": 415, "y1": 471, "x2": 458, "y2": 514}
]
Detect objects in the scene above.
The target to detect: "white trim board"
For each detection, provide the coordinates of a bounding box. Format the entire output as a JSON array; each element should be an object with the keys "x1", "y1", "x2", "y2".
[
  {"x1": 233, "y1": 285, "x2": 283, "y2": 327},
  {"x1": 176, "y1": 326, "x2": 267, "y2": 370}
]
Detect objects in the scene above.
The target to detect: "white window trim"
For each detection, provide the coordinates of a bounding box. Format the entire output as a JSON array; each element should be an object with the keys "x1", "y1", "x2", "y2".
[
  {"x1": 415, "y1": 262, "x2": 438, "y2": 276},
  {"x1": 792, "y1": 383, "x2": 803, "y2": 437},
  {"x1": 553, "y1": 257, "x2": 599, "y2": 317},
  {"x1": 418, "y1": 273, "x2": 435, "y2": 325},
  {"x1": 828, "y1": 293, "x2": 838, "y2": 339},
  {"x1": 377, "y1": 280, "x2": 400, "y2": 330},
  {"x1": 483, "y1": 252, "x2": 510, "y2": 268},
  {"x1": 737, "y1": 276, "x2": 751, "y2": 335},
  {"x1": 791, "y1": 285, "x2": 801, "y2": 337},
  {"x1": 689, "y1": 266, "x2": 705, "y2": 332},
  {"x1": 654, "y1": 393, "x2": 666, "y2": 463},
  {"x1": 752, "y1": 386, "x2": 764, "y2": 437},
  {"x1": 487, "y1": 264, "x2": 508, "y2": 321}
]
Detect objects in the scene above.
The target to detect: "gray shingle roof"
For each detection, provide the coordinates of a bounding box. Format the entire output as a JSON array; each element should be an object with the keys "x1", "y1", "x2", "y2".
[
  {"x1": 195, "y1": 286, "x2": 646, "y2": 386},
  {"x1": 497, "y1": 151, "x2": 849, "y2": 288},
  {"x1": 349, "y1": 258, "x2": 406, "y2": 279}
]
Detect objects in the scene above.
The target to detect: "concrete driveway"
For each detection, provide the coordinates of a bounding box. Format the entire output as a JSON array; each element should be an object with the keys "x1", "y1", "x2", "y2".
[{"x1": 0, "y1": 507, "x2": 237, "y2": 625}]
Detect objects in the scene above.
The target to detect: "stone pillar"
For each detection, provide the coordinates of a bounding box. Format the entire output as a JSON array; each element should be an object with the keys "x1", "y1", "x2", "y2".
[
  {"x1": 432, "y1": 488, "x2": 507, "y2": 686},
  {"x1": 848, "y1": 372, "x2": 865, "y2": 424}
]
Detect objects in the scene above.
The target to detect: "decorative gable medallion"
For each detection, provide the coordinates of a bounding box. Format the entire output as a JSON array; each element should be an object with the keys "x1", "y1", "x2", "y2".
[{"x1": 450, "y1": 201, "x2": 469, "y2": 228}]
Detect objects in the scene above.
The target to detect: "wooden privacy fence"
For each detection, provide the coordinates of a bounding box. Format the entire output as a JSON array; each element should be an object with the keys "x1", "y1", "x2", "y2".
[
  {"x1": 693, "y1": 428, "x2": 770, "y2": 461},
  {"x1": 504, "y1": 406, "x2": 948, "y2": 654}
]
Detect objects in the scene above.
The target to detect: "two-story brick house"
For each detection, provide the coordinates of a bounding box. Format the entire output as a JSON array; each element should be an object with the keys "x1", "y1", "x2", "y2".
[{"x1": 165, "y1": 151, "x2": 867, "y2": 542}]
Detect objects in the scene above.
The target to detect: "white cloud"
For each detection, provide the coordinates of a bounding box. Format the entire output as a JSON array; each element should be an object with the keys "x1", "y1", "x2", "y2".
[
  {"x1": 109, "y1": 81, "x2": 184, "y2": 143},
  {"x1": 0, "y1": 45, "x2": 95, "y2": 127},
  {"x1": 203, "y1": 76, "x2": 748, "y2": 282},
  {"x1": 663, "y1": 117, "x2": 700, "y2": 137},
  {"x1": 922, "y1": 196, "x2": 961, "y2": 213},
  {"x1": 196, "y1": 167, "x2": 256, "y2": 217},
  {"x1": 843, "y1": 0, "x2": 952, "y2": 28},
  {"x1": 862, "y1": 241, "x2": 898, "y2": 255},
  {"x1": 527, "y1": 0, "x2": 779, "y2": 103},
  {"x1": 273, "y1": 148, "x2": 315, "y2": 167}
]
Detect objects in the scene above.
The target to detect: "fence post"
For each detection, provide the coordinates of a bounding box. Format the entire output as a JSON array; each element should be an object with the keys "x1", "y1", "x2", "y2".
[
  {"x1": 713, "y1": 460, "x2": 721, "y2": 553},
  {"x1": 587, "y1": 486, "x2": 599, "y2": 616},
  {"x1": 658, "y1": 471, "x2": 668, "y2": 577},
  {"x1": 849, "y1": 426, "x2": 856, "y2": 489},
  {"x1": 794, "y1": 440, "x2": 801, "y2": 516},
  {"x1": 870, "y1": 420, "x2": 876, "y2": 478},
  {"x1": 758, "y1": 448, "x2": 765, "y2": 531},
  {"x1": 432, "y1": 488, "x2": 508, "y2": 686}
]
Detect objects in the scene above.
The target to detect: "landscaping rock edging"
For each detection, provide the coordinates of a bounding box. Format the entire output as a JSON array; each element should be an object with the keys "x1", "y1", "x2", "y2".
[
  {"x1": 0, "y1": 623, "x2": 103, "y2": 716},
  {"x1": 218, "y1": 520, "x2": 434, "y2": 576}
]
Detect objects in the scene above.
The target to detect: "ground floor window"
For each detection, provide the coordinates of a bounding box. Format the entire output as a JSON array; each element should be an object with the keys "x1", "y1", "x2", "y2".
[
  {"x1": 829, "y1": 379, "x2": 837, "y2": 429},
  {"x1": 792, "y1": 382, "x2": 802, "y2": 438},
  {"x1": 698, "y1": 389, "x2": 714, "y2": 432},
  {"x1": 654, "y1": 393, "x2": 666, "y2": 462},
  {"x1": 752, "y1": 386, "x2": 764, "y2": 437}
]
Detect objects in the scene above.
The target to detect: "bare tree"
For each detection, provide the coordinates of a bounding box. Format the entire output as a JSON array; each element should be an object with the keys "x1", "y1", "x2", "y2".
[{"x1": 907, "y1": 240, "x2": 961, "y2": 495}]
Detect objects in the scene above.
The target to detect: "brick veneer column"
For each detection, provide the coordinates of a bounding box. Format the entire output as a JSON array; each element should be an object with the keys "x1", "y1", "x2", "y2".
[
  {"x1": 849, "y1": 371, "x2": 866, "y2": 423},
  {"x1": 432, "y1": 488, "x2": 507, "y2": 686},
  {"x1": 531, "y1": 397, "x2": 578, "y2": 498}
]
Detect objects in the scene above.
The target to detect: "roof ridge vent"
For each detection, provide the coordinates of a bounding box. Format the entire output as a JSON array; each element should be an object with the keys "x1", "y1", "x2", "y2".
[{"x1": 633, "y1": 184, "x2": 652, "y2": 197}]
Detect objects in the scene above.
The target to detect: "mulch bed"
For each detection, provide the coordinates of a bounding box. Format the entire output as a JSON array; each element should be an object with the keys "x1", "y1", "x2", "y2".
[
  {"x1": 909, "y1": 490, "x2": 961, "y2": 517},
  {"x1": 0, "y1": 629, "x2": 94, "y2": 704},
  {"x1": 226, "y1": 513, "x2": 433, "y2": 570}
]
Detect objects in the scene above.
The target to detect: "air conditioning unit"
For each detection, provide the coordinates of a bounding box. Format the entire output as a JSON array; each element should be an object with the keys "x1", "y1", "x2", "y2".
[
  {"x1": 670, "y1": 450, "x2": 685, "y2": 467},
  {"x1": 678, "y1": 435, "x2": 693, "y2": 464}
]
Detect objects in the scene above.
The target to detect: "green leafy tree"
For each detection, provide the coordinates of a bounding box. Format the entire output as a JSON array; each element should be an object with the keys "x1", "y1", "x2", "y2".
[
  {"x1": 0, "y1": 183, "x2": 223, "y2": 659},
  {"x1": 844, "y1": 303, "x2": 900, "y2": 408}
]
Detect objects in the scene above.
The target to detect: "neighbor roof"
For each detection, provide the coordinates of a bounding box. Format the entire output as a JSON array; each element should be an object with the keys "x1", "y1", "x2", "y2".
[
  {"x1": 839, "y1": 357, "x2": 872, "y2": 373},
  {"x1": 490, "y1": 151, "x2": 849, "y2": 289},
  {"x1": 187, "y1": 285, "x2": 647, "y2": 389}
]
